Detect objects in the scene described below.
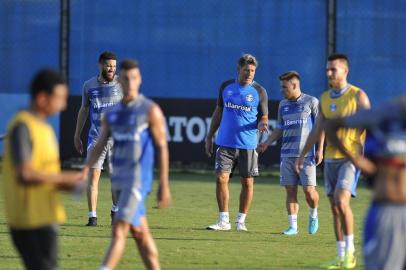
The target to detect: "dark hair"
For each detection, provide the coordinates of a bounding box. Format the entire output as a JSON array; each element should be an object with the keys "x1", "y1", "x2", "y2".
[
  {"x1": 328, "y1": 53, "x2": 349, "y2": 67},
  {"x1": 99, "y1": 51, "x2": 117, "y2": 64},
  {"x1": 238, "y1": 54, "x2": 258, "y2": 69},
  {"x1": 120, "y1": 59, "x2": 140, "y2": 71},
  {"x1": 279, "y1": 70, "x2": 300, "y2": 81},
  {"x1": 30, "y1": 68, "x2": 66, "y2": 99}
]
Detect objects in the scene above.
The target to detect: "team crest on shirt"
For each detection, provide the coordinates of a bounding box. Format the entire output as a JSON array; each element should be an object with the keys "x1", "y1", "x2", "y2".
[
  {"x1": 283, "y1": 106, "x2": 289, "y2": 112},
  {"x1": 246, "y1": 94, "x2": 254, "y2": 102},
  {"x1": 112, "y1": 88, "x2": 119, "y2": 95},
  {"x1": 227, "y1": 90, "x2": 233, "y2": 96},
  {"x1": 330, "y1": 103, "x2": 337, "y2": 112}
]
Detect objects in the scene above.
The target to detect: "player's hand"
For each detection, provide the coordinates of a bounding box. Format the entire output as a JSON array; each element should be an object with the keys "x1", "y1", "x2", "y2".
[
  {"x1": 74, "y1": 135, "x2": 83, "y2": 155},
  {"x1": 352, "y1": 156, "x2": 377, "y2": 175},
  {"x1": 157, "y1": 185, "x2": 171, "y2": 209},
  {"x1": 205, "y1": 137, "x2": 214, "y2": 157},
  {"x1": 295, "y1": 156, "x2": 305, "y2": 174},
  {"x1": 257, "y1": 121, "x2": 269, "y2": 133},
  {"x1": 315, "y1": 150, "x2": 323, "y2": 166},
  {"x1": 256, "y1": 142, "x2": 269, "y2": 153}
]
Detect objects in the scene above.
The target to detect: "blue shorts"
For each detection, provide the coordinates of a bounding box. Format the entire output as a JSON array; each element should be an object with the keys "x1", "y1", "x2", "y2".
[{"x1": 114, "y1": 187, "x2": 146, "y2": 227}]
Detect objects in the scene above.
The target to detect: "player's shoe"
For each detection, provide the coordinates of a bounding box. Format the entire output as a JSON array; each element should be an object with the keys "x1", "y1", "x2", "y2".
[
  {"x1": 308, "y1": 216, "x2": 319, "y2": 234},
  {"x1": 282, "y1": 227, "x2": 298, "y2": 235},
  {"x1": 86, "y1": 217, "x2": 97, "y2": 226},
  {"x1": 343, "y1": 251, "x2": 356, "y2": 269},
  {"x1": 236, "y1": 222, "x2": 247, "y2": 231},
  {"x1": 206, "y1": 221, "x2": 231, "y2": 231},
  {"x1": 320, "y1": 256, "x2": 344, "y2": 269}
]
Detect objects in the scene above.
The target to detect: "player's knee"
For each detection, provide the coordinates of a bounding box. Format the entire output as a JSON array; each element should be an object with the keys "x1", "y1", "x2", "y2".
[
  {"x1": 216, "y1": 174, "x2": 229, "y2": 185},
  {"x1": 131, "y1": 226, "x2": 145, "y2": 240},
  {"x1": 335, "y1": 200, "x2": 349, "y2": 213}
]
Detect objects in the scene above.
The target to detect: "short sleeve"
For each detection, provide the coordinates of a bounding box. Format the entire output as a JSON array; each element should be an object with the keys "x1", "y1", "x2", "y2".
[{"x1": 10, "y1": 123, "x2": 32, "y2": 166}]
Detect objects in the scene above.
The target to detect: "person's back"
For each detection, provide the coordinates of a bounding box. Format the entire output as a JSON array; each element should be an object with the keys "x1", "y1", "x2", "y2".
[{"x1": 106, "y1": 94, "x2": 155, "y2": 194}]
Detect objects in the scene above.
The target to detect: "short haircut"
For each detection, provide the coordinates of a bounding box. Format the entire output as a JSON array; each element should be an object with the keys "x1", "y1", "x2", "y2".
[
  {"x1": 279, "y1": 70, "x2": 300, "y2": 81},
  {"x1": 120, "y1": 59, "x2": 140, "y2": 71},
  {"x1": 99, "y1": 51, "x2": 117, "y2": 64},
  {"x1": 328, "y1": 53, "x2": 349, "y2": 67},
  {"x1": 30, "y1": 68, "x2": 66, "y2": 99},
  {"x1": 238, "y1": 54, "x2": 258, "y2": 69}
]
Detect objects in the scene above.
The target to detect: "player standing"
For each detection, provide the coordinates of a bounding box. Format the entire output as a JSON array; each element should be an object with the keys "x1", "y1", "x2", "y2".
[
  {"x1": 74, "y1": 51, "x2": 123, "y2": 226},
  {"x1": 86, "y1": 59, "x2": 171, "y2": 270},
  {"x1": 258, "y1": 71, "x2": 323, "y2": 235},
  {"x1": 296, "y1": 54, "x2": 370, "y2": 269},
  {"x1": 205, "y1": 54, "x2": 268, "y2": 231}
]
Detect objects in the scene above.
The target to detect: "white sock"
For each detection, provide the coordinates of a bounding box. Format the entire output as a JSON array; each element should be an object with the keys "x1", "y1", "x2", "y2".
[
  {"x1": 336, "y1": 241, "x2": 345, "y2": 258},
  {"x1": 309, "y1": 207, "x2": 318, "y2": 218},
  {"x1": 219, "y1": 212, "x2": 229, "y2": 223},
  {"x1": 344, "y1": 235, "x2": 355, "y2": 253},
  {"x1": 236, "y1": 213, "x2": 246, "y2": 224},
  {"x1": 99, "y1": 266, "x2": 110, "y2": 270},
  {"x1": 88, "y1": 211, "x2": 97, "y2": 218},
  {"x1": 111, "y1": 204, "x2": 119, "y2": 212},
  {"x1": 288, "y1": 215, "x2": 298, "y2": 229}
]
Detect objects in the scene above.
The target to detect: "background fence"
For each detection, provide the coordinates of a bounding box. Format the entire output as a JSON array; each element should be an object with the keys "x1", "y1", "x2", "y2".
[{"x1": 1, "y1": 0, "x2": 405, "y2": 166}]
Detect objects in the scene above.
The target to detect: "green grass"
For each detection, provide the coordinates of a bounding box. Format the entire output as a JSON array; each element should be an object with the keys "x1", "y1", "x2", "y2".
[{"x1": 0, "y1": 171, "x2": 371, "y2": 269}]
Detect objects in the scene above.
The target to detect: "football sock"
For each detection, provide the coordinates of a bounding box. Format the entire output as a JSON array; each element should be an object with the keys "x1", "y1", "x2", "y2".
[
  {"x1": 88, "y1": 211, "x2": 97, "y2": 218},
  {"x1": 99, "y1": 266, "x2": 109, "y2": 270},
  {"x1": 309, "y1": 207, "x2": 318, "y2": 218},
  {"x1": 337, "y1": 241, "x2": 345, "y2": 258},
  {"x1": 344, "y1": 235, "x2": 355, "y2": 253},
  {"x1": 236, "y1": 213, "x2": 246, "y2": 224},
  {"x1": 288, "y1": 214, "x2": 298, "y2": 229},
  {"x1": 219, "y1": 212, "x2": 229, "y2": 223}
]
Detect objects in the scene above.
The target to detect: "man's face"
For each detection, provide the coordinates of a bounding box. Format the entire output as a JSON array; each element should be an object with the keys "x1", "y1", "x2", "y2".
[
  {"x1": 119, "y1": 68, "x2": 142, "y2": 96},
  {"x1": 37, "y1": 84, "x2": 68, "y2": 116},
  {"x1": 326, "y1": 59, "x2": 348, "y2": 88},
  {"x1": 280, "y1": 80, "x2": 297, "y2": 100},
  {"x1": 99, "y1": 59, "x2": 117, "y2": 82},
  {"x1": 237, "y1": 64, "x2": 256, "y2": 86}
]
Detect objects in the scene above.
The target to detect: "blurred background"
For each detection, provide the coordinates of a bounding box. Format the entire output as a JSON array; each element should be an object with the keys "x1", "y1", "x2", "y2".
[{"x1": 1, "y1": 0, "x2": 405, "y2": 167}]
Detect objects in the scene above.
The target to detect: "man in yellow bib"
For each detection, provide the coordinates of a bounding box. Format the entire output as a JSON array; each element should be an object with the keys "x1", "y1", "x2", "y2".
[
  {"x1": 296, "y1": 54, "x2": 370, "y2": 269},
  {"x1": 2, "y1": 69, "x2": 86, "y2": 270}
]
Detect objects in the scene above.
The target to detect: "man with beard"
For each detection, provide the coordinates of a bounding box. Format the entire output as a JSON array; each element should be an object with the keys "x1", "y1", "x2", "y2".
[
  {"x1": 74, "y1": 51, "x2": 123, "y2": 226},
  {"x1": 296, "y1": 54, "x2": 370, "y2": 269}
]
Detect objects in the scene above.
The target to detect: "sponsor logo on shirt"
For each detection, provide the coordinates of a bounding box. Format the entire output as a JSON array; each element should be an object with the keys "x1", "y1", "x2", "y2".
[
  {"x1": 224, "y1": 102, "x2": 251, "y2": 112},
  {"x1": 284, "y1": 118, "x2": 308, "y2": 126}
]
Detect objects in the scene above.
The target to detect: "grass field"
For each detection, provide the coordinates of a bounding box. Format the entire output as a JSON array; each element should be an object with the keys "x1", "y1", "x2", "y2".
[{"x1": 0, "y1": 171, "x2": 371, "y2": 269}]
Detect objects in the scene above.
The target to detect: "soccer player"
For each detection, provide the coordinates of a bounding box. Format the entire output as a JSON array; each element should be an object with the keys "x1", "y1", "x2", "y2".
[
  {"x1": 2, "y1": 69, "x2": 86, "y2": 270},
  {"x1": 85, "y1": 59, "x2": 171, "y2": 270},
  {"x1": 257, "y1": 71, "x2": 323, "y2": 235},
  {"x1": 205, "y1": 54, "x2": 268, "y2": 231},
  {"x1": 296, "y1": 54, "x2": 370, "y2": 269},
  {"x1": 323, "y1": 96, "x2": 406, "y2": 270},
  {"x1": 74, "y1": 51, "x2": 123, "y2": 226}
]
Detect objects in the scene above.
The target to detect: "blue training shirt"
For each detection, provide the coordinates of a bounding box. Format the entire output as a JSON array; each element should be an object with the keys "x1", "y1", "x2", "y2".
[
  {"x1": 82, "y1": 75, "x2": 123, "y2": 144},
  {"x1": 277, "y1": 93, "x2": 319, "y2": 158},
  {"x1": 215, "y1": 79, "x2": 268, "y2": 149},
  {"x1": 105, "y1": 94, "x2": 155, "y2": 193}
]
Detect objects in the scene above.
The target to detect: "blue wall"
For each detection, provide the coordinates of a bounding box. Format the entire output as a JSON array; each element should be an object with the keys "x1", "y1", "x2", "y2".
[{"x1": 69, "y1": 1, "x2": 327, "y2": 100}]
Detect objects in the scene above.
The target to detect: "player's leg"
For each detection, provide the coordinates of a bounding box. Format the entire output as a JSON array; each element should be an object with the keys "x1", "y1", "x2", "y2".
[
  {"x1": 100, "y1": 220, "x2": 130, "y2": 270},
  {"x1": 335, "y1": 160, "x2": 359, "y2": 269},
  {"x1": 87, "y1": 168, "x2": 101, "y2": 225},
  {"x1": 131, "y1": 217, "x2": 160, "y2": 270},
  {"x1": 300, "y1": 157, "x2": 319, "y2": 234},
  {"x1": 280, "y1": 158, "x2": 300, "y2": 235},
  {"x1": 86, "y1": 141, "x2": 109, "y2": 226},
  {"x1": 207, "y1": 147, "x2": 235, "y2": 230},
  {"x1": 106, "y1": 141, "x2": 119, "y2": 224},
  {"x1": 321, "y1": 161, "x2": 345, "y2": 269},
  {"x1": 235, "y1": 149, "x2": 258, "y2": 231}
]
